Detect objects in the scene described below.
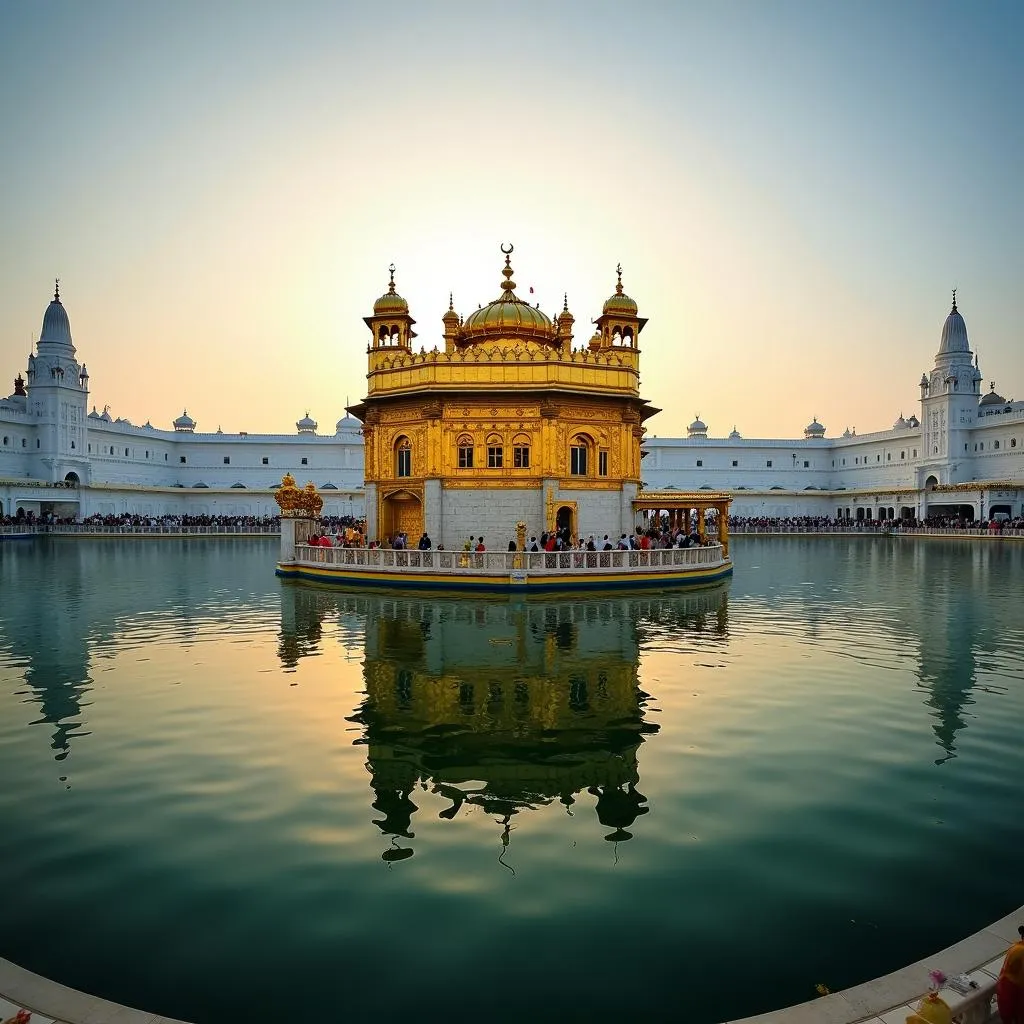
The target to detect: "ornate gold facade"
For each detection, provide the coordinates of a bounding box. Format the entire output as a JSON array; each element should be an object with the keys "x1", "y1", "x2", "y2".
[{"x1": 349, "y1": 248, "x2": 661, "y2": 545}]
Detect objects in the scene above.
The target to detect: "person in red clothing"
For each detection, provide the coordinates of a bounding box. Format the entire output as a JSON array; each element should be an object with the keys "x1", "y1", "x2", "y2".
[
  {"x1": 998, "y1": 926, "x2": 1024, "y2": 1024},
  {"x1": 475, "y1": 538, "x2": 486, "y2": 552}
]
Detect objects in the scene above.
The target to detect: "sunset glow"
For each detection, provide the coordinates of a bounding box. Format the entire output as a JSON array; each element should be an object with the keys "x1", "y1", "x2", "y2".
[{"x1": 1, "y1": 1, "x2": 1021, "y2": 439}]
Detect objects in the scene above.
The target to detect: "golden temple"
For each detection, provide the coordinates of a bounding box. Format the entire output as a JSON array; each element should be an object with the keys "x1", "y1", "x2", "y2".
[{"x1": 347, "y1": 245, "x2": 671, "y2": 548}]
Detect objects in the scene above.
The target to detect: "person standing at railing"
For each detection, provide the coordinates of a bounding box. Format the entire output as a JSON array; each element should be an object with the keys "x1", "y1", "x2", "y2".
[{"x1": 998, "y1": 925, "x2": 1024, "y2": 1024}]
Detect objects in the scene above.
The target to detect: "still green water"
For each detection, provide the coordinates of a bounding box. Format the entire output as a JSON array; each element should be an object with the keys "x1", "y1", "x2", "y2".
[{"x1": 0, "y1": 537, "x2": 1021, "y2": 1023}]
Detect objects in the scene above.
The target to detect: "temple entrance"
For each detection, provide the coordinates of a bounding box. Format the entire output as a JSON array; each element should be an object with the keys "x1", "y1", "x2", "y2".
[
  {"x1": 555, "y1": 504, "x2": 576, "y2": 540},
  {"x1": 380, "y1": 489, "x2": 423, "y2": 544}
]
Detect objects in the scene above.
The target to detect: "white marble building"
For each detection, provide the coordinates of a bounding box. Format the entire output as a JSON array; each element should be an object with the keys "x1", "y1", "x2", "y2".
[
  {"x1": 2, "y1": 286, "x2": 1021, "y2": 524},
  {"x1": 642, "y1": 295, "x2": 1023, "y2": 522},
  {"x1": 0, "y1": 285, "x2": 365, "y2": 520}
]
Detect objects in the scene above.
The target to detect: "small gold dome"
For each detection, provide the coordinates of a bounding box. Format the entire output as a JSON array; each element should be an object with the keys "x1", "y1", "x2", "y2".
[
  {"x1": 602, "y1": 263, "x2": 638, "y2": 315},
  {"x1": 461, "y1": 245, "x2": 555, "y2": 343},
  {"x1": 373, "y1": 264, "x2": 409, "y2": 315}
]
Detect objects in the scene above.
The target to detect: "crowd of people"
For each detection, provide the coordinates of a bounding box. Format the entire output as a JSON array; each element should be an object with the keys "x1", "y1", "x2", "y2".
[
  {"x1": 6, "y1": 507, "x2": 1022, "y2": 537},
  {"x1": 331, "y1": 526, "x2": 717, "y2": 553},
  {"x1": 1, "y1": 512, "x2": 366, "y2": 533}
]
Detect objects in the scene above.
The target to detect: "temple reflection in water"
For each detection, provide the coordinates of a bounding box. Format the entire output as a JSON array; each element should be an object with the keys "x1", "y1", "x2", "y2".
[{"x1": 278, "y1": 585, "x2": 729, "y2": 856}]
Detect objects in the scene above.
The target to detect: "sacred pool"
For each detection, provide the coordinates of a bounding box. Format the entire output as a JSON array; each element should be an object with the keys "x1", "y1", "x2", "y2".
[{"x1": 1, "y1": 536, "x2": 1022, "y2": 1023}]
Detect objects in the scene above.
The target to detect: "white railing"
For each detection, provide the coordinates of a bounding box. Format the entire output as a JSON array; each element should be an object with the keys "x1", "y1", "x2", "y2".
[
  {"x1": 292, "y1": 544, "x2": 726, "y2": 574},
  {"x1": 938, "y1": 976, "x2": 998, "y2": 1024},
  {"x1": 0, "y1": 525, "x2": 37, "y2": 536}
]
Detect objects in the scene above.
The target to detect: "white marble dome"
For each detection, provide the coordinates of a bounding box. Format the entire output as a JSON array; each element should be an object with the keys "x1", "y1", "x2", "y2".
[
  {"x1": 39, "y1": 282, "x2": 74, "y2": 353},
  {"x1": 938, "y1": 295, "x2": 970, "y2": 356},
  {"x1": 173, "y1": 409, "x2": 196, "y2": 432}
]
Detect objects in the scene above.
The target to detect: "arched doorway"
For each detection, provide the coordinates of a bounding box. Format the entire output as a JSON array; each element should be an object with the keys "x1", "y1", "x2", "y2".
[
  {"x1": 925, "y1": 475, "x2": 939, "y2": 491},
  {"x1": 380, "y1": 488, "x2": 423, "y2": 544},
  {"x1": 556, "y1": 504, "x2": 576, "y2": 540},
  {"x1": 64, "y1": 472, "x2": 80, "y2": 487}
]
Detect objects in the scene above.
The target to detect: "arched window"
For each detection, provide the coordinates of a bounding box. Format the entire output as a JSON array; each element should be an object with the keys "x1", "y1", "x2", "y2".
[
  {"x1": 512, "y1": 433, "x2": 531, "y2": 469},
  {"x1": 1012, "y1": 438, "x2": 1018, "y2": 448},
  {"x1": 378, "y1": 325, "x2": 389, "y2": 345},
  {"x1": 395, "y1": 436, "x2": 412, "y2": 477},
  {"x1": 486, "y1": 433, "x2": 503, "y2": 469},
  {"x1": 570, "y1": 434, "x2": 592, "y2": 476},
  {"x1": 994, "y1": 440, "x2": 1000, "y2": 450},
  {"x1": 457, "y1": 433, "x2": 474, "y2": 469},
  {"x1": 622, "y1": 326, "x2": 635, "y2": 348}
]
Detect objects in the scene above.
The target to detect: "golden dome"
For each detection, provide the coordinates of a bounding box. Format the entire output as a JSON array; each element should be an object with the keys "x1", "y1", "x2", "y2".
[
  {"x1": 602, "y1": 263, "x2": 638, "y2": 315},
  {"x1": 373, "y1": 264, "x2": 409, "y2": 315},
  {"x1": 461, "y1": 245, "x2": 555, "y2": 343}
]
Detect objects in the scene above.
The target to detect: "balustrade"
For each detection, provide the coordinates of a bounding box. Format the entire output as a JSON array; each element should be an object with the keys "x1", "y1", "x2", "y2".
[{"x1": 291, "y1": 543, "x2": 726, "y2": 574}]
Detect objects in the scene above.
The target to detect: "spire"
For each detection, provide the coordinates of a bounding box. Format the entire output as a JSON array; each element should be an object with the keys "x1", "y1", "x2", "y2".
[
  {"x1": 387, "y1": 264, "x2": 396, "y2": 294},
  {"x1": 442, "y1": 290, "x2": 459, "y2": 325},
  {"x1": 54, "y1": 277, "x2": 60, "y2": 302},
  {"x1": 563, "y1": 292, "x2": 568, "y2": 313},
  {"x1": 500, "y1": 242, "x2": 515, "y2": 295},
  {"x1": 615, "y1": 263, "x2": 623, "y2": 295},
  {"x1": 951, "y1": 287, "x2": 957, "y2": 312}
]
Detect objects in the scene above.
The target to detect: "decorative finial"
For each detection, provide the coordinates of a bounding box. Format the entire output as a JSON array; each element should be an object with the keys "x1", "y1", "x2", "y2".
[
  {"x1": 388, "y1": 264, "x2": 396, "y2": 293},
  {"x1": 563, "y1": 292, "x2": 568, "y2": 313},
  {"x1": 951, "y1": 287, "x2": 957, "y2": 312},
  {"x1": 990, "y1": 380, "x2": 996, "y2": 392},
  {"x1": 500, "y1": 243, "x2": 515, "y2": 293},
  {"x1": 615, "y1": 263, "x2": 623, "y2": 295},
  {"x1": 54, "y1": 277, "x2": 60, "y2": 301},
  {"x1": 449, "y1": 291, "x2": 454, "y2": 311}
]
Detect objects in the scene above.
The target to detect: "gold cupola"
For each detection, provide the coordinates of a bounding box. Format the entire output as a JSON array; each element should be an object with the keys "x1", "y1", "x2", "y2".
[
  {"x1": 373, "y1": 264, "x2": 409, "y2": 315},
  {"x1": 593, "y1": 263, "x2": 646, "y2": 350},
  {"x1": 365, "y1": 264, "x2": 417, "y2": 349},
  {"x1": 602, "y1": 263, "x2": 639, "y2": 316},
  {"x1": 459, "y1": 244, "x2": 556, "y2": 346}
]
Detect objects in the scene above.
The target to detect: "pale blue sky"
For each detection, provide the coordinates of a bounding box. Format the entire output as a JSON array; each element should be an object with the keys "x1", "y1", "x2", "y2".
[{"x1": 1, "y1": 0, "x2": 1021, "y2": 436}]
